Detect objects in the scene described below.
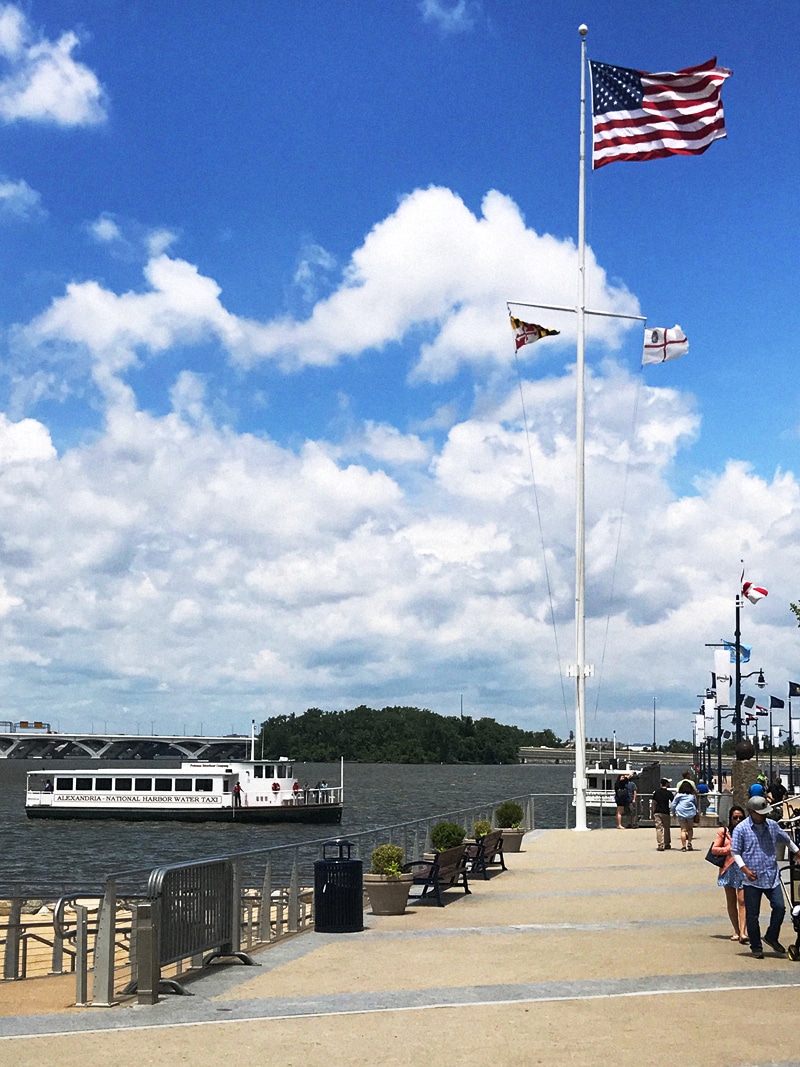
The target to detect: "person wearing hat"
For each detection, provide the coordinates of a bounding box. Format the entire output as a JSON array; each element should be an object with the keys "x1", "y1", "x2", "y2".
[
  {"x1": 651, "y1": 777, "x2": 674, "y2": 851},
  {"x1": 731, "y1": 795, "x2": 800, "y2": 958}
]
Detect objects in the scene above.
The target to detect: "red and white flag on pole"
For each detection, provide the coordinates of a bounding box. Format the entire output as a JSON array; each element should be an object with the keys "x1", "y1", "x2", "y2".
[
  {"x1": 642, "y1": 325, "x2": 688, "y2": 365},
  {"x1": 742, "y1": 580, "x2": 768, "y2": 604}
]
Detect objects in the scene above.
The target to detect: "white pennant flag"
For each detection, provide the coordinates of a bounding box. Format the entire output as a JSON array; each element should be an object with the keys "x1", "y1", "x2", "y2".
[{"x1": 642, "y1": 325, "x2": 689, "y2": 365}]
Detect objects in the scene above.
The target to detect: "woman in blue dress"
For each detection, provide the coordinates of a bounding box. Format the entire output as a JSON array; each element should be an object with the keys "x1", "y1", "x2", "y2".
[{"x1": 712, "y1": 805, "x2": 747, "y2": 942}]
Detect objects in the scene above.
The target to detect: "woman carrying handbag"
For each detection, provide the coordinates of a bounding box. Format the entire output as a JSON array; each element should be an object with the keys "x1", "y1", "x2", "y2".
[{"x1": 711, "y1": 805, "x2": 747, "y2": 943}]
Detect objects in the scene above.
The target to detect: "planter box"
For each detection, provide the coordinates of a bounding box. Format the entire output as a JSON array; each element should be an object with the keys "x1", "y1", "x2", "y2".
[
  {"x1": 499, "y1": 828, "x2": 524, "y2": 852},
  {"x1": 364, "y1": 872, "x2": 413, "y2": 915}
]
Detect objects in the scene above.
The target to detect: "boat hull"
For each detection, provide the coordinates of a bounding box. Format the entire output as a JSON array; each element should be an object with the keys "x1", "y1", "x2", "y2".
[{"x1": 25, "y1": 804, "x2": 343, "y2": 824}]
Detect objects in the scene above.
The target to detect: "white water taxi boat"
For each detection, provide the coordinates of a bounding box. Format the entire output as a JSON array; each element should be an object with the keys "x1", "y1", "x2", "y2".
[
  {"x1": 25, "y1": 757, "x2": 343, "y2": 824},
  {"x1": 573, "y1": 760, "x2": 661, "y2": 812}
]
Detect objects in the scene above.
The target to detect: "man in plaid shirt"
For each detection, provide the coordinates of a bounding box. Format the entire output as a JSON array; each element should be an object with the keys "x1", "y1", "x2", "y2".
[{"x1": 731, "y1": 795, "x2": 800, "y2": 959}]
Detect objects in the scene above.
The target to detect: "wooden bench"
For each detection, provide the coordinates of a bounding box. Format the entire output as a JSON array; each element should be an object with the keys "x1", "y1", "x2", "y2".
[
  {"x1": 464, "y1": 829, "x2": 506, "y2": 879},
  {"x1": 402, "y1": 844, "x2": 471, "y2": 907}
]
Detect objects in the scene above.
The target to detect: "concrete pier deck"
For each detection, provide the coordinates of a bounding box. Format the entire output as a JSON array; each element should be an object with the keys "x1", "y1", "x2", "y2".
[{"x1": 2, "y1": 826, "x2": 800, "y2": 1066}]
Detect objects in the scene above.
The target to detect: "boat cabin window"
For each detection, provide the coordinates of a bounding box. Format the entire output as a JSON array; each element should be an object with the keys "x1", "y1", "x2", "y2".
[
  {"x1": 135, "y1": 778, "x2": 152, "y2": 791},
  {"x1": 277, "y1": 764, "x2": 289, "y2": 778},
  {"x1": 115, "y1": 778, "x2": 133, "y2": 791},
  {"x1": 264, "y1": 765, "x2": 274, "y2": 778},
  {"x1": 254, "y1": 765, "x2": 263, "y2": 778},
  {"x1": 55, "y1": 777, "x2": 72, "y2": 790},
  {"x1": 175, "y1": 778, "x2": 192, "y2": 792},
  {"x1": 154, "y1": 778, "x2": 172, "y2": 792},
  {"x1": 76, "y1": 777, "x2": 92, "y2": 790},
  {"x1": 95, "y1": 777, "x2": 113, "y2": 791},
  {"x1": 195, "y1": 778, "x2": 213, "y2": 792}
]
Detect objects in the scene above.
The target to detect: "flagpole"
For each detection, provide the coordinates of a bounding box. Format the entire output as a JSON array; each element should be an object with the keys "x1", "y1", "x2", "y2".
[
  {"x1": 734, "y1": 591, "x2": 743, "y2": 745},
  {"x1": 572, "y1": 24, "x2": 589, "y2": 833}
]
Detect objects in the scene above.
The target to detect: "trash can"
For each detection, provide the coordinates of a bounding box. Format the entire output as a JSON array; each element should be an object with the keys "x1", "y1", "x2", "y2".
[{"x1": 314, "y1": 839, "x2": 363, "y2": 933}]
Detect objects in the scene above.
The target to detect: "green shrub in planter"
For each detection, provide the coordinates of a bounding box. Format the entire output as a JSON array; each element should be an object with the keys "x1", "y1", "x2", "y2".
[
  {"x1": 430, "y1": 821, "x2": 466, "y2": 852},
  {"x1": 495, "y1": 800, "x2": 524, "y2": 829},
  {"x1": 473, "y1": 819, "x2": 492, "y2": 840},
  {"x1": 370, "y1": 843, "x2": 404, "y2": 878}
]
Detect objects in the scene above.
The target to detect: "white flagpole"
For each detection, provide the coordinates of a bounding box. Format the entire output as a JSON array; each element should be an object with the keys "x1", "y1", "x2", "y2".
[{"x1": 573, "y1": 23, "x2": 590, "y2": 832}]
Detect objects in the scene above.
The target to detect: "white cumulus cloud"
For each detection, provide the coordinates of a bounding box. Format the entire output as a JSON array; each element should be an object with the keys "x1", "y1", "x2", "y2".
[
  {"x1": 6, "y1": 185, "x2": 800, "y2": 740},
  {"x1": 17, "y1": 187, "x2": 639, "y2": 398},
  {"x1": 0, "y1": 4, "x2": 107, "y2": 126}
]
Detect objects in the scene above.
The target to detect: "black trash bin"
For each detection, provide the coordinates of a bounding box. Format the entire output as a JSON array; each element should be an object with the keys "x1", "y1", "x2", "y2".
[{"x1": 314, "y1": 838, "x2": 363, "y2": 933}]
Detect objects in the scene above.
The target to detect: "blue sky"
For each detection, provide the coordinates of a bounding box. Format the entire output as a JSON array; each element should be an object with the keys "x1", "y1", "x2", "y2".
[{"x1": 0, "y1": 0, "x2": 796, "y2": 745}]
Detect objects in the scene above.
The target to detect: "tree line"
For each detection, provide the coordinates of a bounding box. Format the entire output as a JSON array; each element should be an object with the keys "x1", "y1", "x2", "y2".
[{"x1": 258, "y1": 705, "x2": 563, "y2": 764}]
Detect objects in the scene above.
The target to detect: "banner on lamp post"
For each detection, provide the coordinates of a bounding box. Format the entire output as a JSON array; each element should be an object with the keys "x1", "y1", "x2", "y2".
[{"x1": 714, "y1": 649, "x2": 732, "y2": 709}]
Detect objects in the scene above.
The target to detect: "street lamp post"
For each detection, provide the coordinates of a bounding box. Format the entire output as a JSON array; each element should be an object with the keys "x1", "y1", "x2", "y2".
[
  {"x1": 734, "y1": 593, "x2": 743, "y2": 744},
  {"x1": 790, "y1": 712, "x2": 795, "y2": 793}
]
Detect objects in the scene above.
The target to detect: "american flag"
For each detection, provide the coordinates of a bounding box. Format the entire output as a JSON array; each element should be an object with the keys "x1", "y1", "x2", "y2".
[{"x1": 589, "y1": 58, "x2": 732, "y2": 169}]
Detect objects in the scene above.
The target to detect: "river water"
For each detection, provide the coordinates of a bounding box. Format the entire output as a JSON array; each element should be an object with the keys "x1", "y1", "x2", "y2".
[{"x1": 0, "y1": 760, "x2": 576, "y2": 891}]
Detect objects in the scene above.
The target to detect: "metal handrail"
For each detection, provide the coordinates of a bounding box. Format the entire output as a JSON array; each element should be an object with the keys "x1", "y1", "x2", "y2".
[{"x1": 8, "y1": 786, "x2": 699, "y2": 993}]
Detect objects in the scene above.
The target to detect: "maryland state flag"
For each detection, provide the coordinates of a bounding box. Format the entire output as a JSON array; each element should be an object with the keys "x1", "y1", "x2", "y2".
[{"x1": 510, "y1": 316, "x2": 560, "y2": 352}]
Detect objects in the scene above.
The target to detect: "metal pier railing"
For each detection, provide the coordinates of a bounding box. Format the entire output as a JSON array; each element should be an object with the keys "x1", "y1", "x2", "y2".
[{"x1": 2, "y1": 789, "x2": 731, "y2": 1003}]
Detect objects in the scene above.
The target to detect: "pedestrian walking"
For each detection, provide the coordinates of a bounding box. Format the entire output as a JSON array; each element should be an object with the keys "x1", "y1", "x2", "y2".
[
  {"x1": 712, "y1": 805, "x2": 747, "y2": 943},
  {"x1": 614, "y1": 775, "x2": 630, "y2": 829},
  {"x1": 652, "y1": 777, "x2": 673, "y2": 851},
  {"x1": 670, "y1": 780, "x2": 698, "y2": 851},
  {"x1": 626, "y1": 774, "x2": 639, "y2": 828},
  {"x1": 731, "y1": 795, "x2": 800, "y2": 959}
]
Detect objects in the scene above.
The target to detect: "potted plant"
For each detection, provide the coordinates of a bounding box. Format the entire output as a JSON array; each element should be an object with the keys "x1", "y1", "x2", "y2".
[
  {"x1": 363, "y1": 844, "x2": 413, "y2": 915},
  {"x1": 495, "y1": 800, "x2": 525, "y2": 852},
  {"x1": 472, "y1": 819, "x2": 492, "y2": 841},
  {"x1": 430, "y1": 821, "x2": 466, "y2": 852}
]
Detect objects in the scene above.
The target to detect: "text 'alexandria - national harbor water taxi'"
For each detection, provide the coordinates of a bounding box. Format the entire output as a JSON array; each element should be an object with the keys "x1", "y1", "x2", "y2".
[{"x1": 25, "y1": 757, "x2": 344, "y2": 824}]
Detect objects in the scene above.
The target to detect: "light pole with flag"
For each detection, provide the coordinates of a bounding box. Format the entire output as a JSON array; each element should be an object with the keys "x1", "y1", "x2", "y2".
[{"x1": 735, "y1": 575, "x2": 769, "y2": 744}]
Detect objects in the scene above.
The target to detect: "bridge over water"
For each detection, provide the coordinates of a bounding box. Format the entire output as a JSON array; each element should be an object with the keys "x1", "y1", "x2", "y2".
[{"x1": 0, "y1": 729, "x2": 250, "y2": 761}]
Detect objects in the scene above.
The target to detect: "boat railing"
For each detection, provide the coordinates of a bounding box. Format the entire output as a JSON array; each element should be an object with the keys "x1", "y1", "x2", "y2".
[{"x1": 291, "y1": 786, "x2": 342, "y2": 806}]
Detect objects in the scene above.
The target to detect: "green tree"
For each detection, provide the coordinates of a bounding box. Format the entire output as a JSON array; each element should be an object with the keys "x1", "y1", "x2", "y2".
[{"x1": 258, "y1": 705, "x2": 562, "y2": 764}]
